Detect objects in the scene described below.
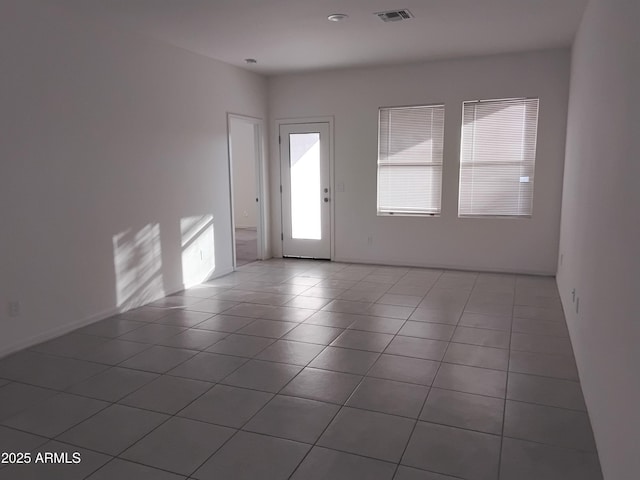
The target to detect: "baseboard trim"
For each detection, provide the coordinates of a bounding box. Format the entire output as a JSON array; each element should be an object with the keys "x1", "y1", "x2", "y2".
[
  {"x1": 0, "y1": 265, "x2": 241, "y2": 360},
  {"x1": 2, "y1": 282, "x2": 211, "y2": 361},
  {"x1": 0, "y1": 304, "x2": 126, "y2": 360},
  {"x1": 0, "y1": 259, "x2": 550, "y2": 360},
  {"x1": 207, "y1": 266, "x2": 234, "y2": 279},
  {"x1": 331, "y1": 256, "x2": 556, "y2": 277}
]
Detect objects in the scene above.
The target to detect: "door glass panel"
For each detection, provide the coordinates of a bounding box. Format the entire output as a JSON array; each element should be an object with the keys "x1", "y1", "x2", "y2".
[{"x1": 289, "y1": 133, "x2": 321, "y2": 240}]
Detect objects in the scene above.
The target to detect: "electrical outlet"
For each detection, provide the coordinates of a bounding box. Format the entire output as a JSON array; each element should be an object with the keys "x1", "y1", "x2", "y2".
[{"x1": 8, "y1": 301, "x2": 20, "y2": 318}]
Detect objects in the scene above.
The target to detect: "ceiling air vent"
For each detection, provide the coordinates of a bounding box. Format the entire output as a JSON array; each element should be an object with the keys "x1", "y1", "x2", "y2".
[{"x1": 375, "y1": 9, "x2": 414, "y2": 23}]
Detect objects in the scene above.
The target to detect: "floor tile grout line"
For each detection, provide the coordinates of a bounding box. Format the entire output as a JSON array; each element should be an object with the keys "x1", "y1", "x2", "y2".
[
  {"x1": 244, "y1": 267, "x2": 420, "y2": 478},
  {"x1": 283, "y1": 273, "x2": 419, "y2": 480},
  {"x1": 496, "y1": 285, "x2": 516, "y2": 480},
  {"x1": 181, "y1": 351, "x2": 331, "y2": 477},
  {"x1": 1, "y1": 354, "x2": 589, "y2": 437},
  {"x1": 384, "y1": 268, "x2": 452, "y2": 479},
  {"x1": 174, "y1": 315, "x2": 352, "y2": 479},
  {"x1": 81, "y1": 455, "x2": 188, "y2": 480},
  {"x1": 0, "y1": 296, "x2": 492, "y2": 376},
  {"x1": 28, "y1": 338, "x2": 259, "y2": 476},
  {"x1": 54, "y1": 365, "x2": 227, "y2": 462},
  {"x1": 69, "y1": 339, "x2": 262, "y2": 479},
  {"x1": 64, "y1": 364, "x2": 162, "y2": 402},
  {"x1": 111, "y1": 321, "x2": 578, "y2": 377},
  {"x1": 394, "y1": 270, "x2": 481, "y2": 478},
  {"x1": 26, "y1": 415, "x2": 541, "y2": 479},
  {"x1": 0, "y1": 261, "x2": 593, "y2": 479},
  {"x1": 1, "y1": 334, "x2": 584, "y2": 411}
]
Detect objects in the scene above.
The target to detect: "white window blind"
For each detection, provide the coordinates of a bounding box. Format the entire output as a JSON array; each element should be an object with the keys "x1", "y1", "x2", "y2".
[
  {"x1": 377, "y1": 104, "x2": 445, "y2": 215},
  {"x1": 459, "y1": 97, "x2": 539, "y2": 217}
]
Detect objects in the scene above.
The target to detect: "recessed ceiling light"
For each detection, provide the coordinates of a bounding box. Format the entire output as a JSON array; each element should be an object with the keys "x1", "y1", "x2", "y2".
[
  {"x1": 244, "y1": 58, "x2": 257, "y2": 64},
  {"x1": 327, "y1": 13, "x2": 349, "y2": 22}
]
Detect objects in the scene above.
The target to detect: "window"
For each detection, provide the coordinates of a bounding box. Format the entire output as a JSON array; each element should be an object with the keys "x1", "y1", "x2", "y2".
[
  {"x1": 459, "y1": 97, "x2": 539, "y2": 217},
  {"x1": 377, "y1": 104, "x2": 445, "y2": 215}
]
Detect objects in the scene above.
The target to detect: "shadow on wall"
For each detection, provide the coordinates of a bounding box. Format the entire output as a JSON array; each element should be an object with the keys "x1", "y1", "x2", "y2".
[
  {"x1": 112, "y1": 223, "x2": 165, "y2": 311},
  {"x1": 112, "y1": 214, "x2": 216, "y2": 310}
]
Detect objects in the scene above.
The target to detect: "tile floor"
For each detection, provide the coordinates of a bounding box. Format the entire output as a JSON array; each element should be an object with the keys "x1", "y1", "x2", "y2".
[{"x1": 0, "y1": 259, "x2": 603, "y2": 479}]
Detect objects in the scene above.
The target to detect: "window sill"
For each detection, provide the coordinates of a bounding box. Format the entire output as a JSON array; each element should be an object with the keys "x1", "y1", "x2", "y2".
[
  {"x1": 377, "y1": 213, "x2": 440, "y2": 218},
  {"x1": 458, "y1": 215, "x2": 532, "y2": 219}
]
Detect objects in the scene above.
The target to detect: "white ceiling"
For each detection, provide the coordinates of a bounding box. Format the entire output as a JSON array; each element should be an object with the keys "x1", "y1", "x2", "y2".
[{"x1": 50, "y1": 0, "x2": 589, "y2": 75}]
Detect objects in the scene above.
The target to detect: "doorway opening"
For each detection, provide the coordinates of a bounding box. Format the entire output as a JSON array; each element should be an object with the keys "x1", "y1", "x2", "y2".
[
  {"x1": 279, "y1": 121, "x2": 332, "y2": 259},
  {"x1": 228, "y1": 114, "x2": 266, "y2": 268}
]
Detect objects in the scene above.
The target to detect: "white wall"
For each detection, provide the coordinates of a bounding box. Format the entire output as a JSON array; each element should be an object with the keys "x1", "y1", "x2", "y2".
[
  {"x1": 268, "y1": 50, "x2": 570, "y2": 274},
  {"x1": 0, "y1": 0, "x2": 268, "y2": 356},
  {"x1": 557, "y1": 0, "x2": 640, "y2": 478},
  {"x1": 231, "y1": 120, "x2": 258, "y2": 228}
]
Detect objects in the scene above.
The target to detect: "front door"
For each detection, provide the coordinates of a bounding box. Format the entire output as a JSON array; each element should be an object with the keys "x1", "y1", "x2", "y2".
[{"x1": 280, "y1": 122, "x2": 331, "y2": 259}]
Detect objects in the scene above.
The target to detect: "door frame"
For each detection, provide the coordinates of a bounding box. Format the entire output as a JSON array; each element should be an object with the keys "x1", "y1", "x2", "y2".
[
  {"x1": 227, "y1": 113, "x2": 267, "y2": 269},
  {"x1": 276, "y1": 116, "x2": 335, "y2": 260}
]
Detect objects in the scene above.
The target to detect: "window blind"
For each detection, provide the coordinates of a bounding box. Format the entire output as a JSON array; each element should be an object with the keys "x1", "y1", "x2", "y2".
[
  {"x1": 377, "y1": 104, "x2": 445, "y2": 215},
  {"x1": 459, "y1": 97, "x2": 539, "y2": 217}
]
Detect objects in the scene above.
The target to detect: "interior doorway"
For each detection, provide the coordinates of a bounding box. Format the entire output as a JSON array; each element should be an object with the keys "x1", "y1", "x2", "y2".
[{"x1": 228, "y1": 114, "x2": 265, "y2": 267}]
